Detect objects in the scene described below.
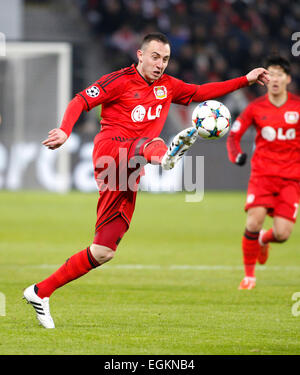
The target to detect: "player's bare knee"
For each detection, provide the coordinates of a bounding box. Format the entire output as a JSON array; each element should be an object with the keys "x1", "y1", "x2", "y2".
[
  {"x1": 246, "y1": 208, "x2": 267, "y2": 232},
  {"x1": 246, "y1": 218, "x2": 263, "y2": 233},
  {"x1": 90, "y1": 244, "x2": 115, "y2": 265},
  {"x1": 273, "y1": 229, "x2": 290, "y2": 243}
]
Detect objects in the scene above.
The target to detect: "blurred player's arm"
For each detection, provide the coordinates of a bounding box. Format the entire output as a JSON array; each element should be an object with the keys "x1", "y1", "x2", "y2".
[{"x1": 226, "y1": 104, "x2": 254, "y2": 166}]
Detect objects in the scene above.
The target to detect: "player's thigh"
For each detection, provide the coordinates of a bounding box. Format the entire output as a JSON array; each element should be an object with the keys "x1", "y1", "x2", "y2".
[
  {"x1": 273, "y1": 216, "x2": 294, "y2": 242},
  {"x1": 245, "y1": 175, "x2": 276, "y2": 217},
  {"x1": 274, "y1": 181, "x2": 300, "y2": 224},
  {"x1": 246, "y1": 206, "x2": 268, "y2": 232},
  {"x1": 93, "y1": 214, "x2": 129, "y2": 261}
]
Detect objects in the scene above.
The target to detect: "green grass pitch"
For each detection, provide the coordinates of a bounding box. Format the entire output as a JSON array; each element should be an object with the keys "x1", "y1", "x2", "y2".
[{"x1": 0, "y1": 190, "x2": 300, "y2": 355}]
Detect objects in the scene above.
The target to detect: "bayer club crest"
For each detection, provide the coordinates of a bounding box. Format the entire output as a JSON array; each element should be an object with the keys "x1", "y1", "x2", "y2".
[
  {"x1": 153, "y1": 86, "x2": 167, "y2": 100},
  {"x1": 86, "y1": 85, "x2": 100, "y2": 98}
]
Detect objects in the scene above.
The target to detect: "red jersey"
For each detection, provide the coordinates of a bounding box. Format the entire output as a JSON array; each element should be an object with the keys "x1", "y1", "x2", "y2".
[
  {"x1": 227, "y1": 93, "x2": 300, "y2": 181},
  {"x1": 71, "y1": 64, "x2": 248, "y2": 142}
]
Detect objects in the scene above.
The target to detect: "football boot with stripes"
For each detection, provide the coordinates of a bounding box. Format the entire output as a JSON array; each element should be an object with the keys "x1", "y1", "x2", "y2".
[
  {"x1": 23, "y1": 284, "x2": 55, "y2": 329},
  {"x1": 161, "y1": 127, "x2": 198, "y2": 170}
]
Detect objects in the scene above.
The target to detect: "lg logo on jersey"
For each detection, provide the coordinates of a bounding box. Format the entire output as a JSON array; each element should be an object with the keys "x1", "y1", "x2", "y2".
[
  {"x1": 261, "y1": 126, "x2": 296, "y2": 141},
  {"x1": 131, "y1": 104, "x2": 162, "y2": 122}
]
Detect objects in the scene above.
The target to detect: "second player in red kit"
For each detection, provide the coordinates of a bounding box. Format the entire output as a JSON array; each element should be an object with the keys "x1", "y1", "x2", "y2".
[{"x1": 227, "y1": 55, "x2": 300, "y2": 290}]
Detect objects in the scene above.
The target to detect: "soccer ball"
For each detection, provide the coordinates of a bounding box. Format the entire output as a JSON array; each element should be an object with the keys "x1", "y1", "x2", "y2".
[{"x1": 192, "y1": 100, "x2": 231, "y2": 139}]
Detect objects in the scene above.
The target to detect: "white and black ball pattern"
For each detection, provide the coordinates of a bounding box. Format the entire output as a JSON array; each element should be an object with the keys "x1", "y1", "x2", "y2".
[
  {"x1": 192, "y1": 100, "x2": 231, "y2": 139},
  {"x1": 86, "y1": 86, "x2": 100, "y2": 98}
]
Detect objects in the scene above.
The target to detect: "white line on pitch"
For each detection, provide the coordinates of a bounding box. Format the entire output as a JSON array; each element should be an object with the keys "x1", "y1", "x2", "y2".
[{"x1": 9, "y1": 264, "x2": 300, "y2": 271}]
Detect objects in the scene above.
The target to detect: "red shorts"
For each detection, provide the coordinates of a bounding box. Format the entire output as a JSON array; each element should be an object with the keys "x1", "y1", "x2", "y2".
[
  {"x1": 93, "y1": 215, "x2": 128, "y2": 250},
  {"x1": 92, "y1": 135, "x2": 151, "y2": 233},
  {"x1": 245, "y1": 175, "x2": 300, "y2": 223}
]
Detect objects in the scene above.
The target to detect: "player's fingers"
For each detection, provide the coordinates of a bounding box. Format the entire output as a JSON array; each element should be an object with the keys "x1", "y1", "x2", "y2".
[
  {"x1": 260, "y1": 74, "x2": 269, "y2": 85},
  {"x1": 257, "y1": 67, "x2": 269, "y2": 75},
  {"x1": 45, "y1": 141, "x2": 60, "y2": 148},
  {"x1": 43, "y1": 137, "x2": 59, "y2": 146},
  {"x1": 263, "y1": 75, "x2": 270, "y2": 84},
  {"x1": 46, "y1": 134, "x2": 60, "y2": 142},
  {"x1": 42, "y1": 138, "x2": 56, "y2": 145}
]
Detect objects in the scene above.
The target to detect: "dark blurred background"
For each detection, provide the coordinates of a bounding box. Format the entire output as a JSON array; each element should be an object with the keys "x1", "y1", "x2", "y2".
[
  {"x1": 23, "y1": 0, "x2": 300, "y2": 116},
  {"x1": 1, "y1": 0, "x2": 300, "y2": 191}
]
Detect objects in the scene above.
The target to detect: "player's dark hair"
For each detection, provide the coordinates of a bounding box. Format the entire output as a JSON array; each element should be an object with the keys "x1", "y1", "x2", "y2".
[
  {"x1": 264, "y1": 55, "x2": 291, "y2": 75},
  {"x1": 141, "y1": 32, "x2": 171, "y2": 49}
]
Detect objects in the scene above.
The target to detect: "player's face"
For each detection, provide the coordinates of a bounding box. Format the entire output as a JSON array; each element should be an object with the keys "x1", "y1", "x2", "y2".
[
  {"x1": 267, "y1": 66, "x2": 291, "y2": 96},
  {"x1": 137, "y1": 40, "x2": 170, "y2": 83}
]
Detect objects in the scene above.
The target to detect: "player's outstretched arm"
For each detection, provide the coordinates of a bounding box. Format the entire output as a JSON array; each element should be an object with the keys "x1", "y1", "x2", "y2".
[
  {"x1": 42, "y1": 96, "x2": 85, "y2": 150},
  {"x1": 246, "y1": 67, "x2": 269, "y2": 86},
  {"x1": 42, "y1": 128, "x2": 68, "y2": 150}
]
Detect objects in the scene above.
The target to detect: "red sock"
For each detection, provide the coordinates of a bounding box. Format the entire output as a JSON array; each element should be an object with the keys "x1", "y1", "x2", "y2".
[
  {"x1": 261, "y1": 228, "x2": 279, "y2": 244},
  {"x1": 242, "y1": 229, "x2": 260, "y2": 278},
  {"x1": 143, "y1": 140, "x2": 168, "y2": 164},
  {"x1": 36, "y1": 247, "x2": 99, "y2": 298}
]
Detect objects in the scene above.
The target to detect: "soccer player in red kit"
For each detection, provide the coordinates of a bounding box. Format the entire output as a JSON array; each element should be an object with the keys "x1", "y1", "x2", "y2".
[
  {"x1": 23, "y1": 32, "x2": 269, "y2": 327},
  {"x1": 227, "y1": 56, "x2": 300, "y2": 290}
]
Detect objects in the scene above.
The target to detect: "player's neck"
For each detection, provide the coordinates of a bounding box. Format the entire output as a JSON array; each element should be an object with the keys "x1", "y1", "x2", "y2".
[
  {"x1": 268, "y1": 91, "x2": 288, "y2": 107},
  {"x1": 136, "y1": 64, "x2": 154, "y2": 84}
]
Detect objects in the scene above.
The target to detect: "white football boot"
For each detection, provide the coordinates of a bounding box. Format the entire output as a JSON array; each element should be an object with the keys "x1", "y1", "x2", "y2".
[
  {"x1": 23, "y1": 284, "x2": 55, "y2": 329},
  {"x1": 161, "y1": 127, "x2": 198, "y2": 170}
]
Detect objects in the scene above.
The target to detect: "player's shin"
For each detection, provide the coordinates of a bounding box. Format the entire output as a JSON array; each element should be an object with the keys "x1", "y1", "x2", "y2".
[
  {"x1": 35, "y1": 247, "x2": 99, "y2": 298},
  {"x1": 242, "y1": 229, "x2": 260, "y2": 277}
]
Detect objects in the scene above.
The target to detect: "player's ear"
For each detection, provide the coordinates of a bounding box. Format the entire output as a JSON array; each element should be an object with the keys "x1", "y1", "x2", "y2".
[
  {"x1": 286, "y1": 74, "x2": 291, "y2": 85},
  {"x1": 137, "y1": 49, "x2": 143, "y2": 63}
]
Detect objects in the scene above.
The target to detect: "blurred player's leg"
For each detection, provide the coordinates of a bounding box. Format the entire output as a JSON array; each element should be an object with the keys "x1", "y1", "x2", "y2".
[
  {"x1": 161, "y1": 127, "x2": 198, "y2": 170},
  {"x1": 257, "y1": 229, "x2": 270, "y2": 265},
  {"x1": 258, "y1": 216, "x2": 294, "y2": 264},
  {"x1": 258, "y1": 183, "x2": 299, "y2": 264},
  {"x1": 239, "y1": 207, "x2": 267, "y2": 290},
  {"x1": 264, "y1": 217, "x2": 294, "y2": 243}
]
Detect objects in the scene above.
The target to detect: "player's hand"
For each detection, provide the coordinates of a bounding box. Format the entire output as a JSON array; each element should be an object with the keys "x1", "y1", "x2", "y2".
[
  {"x1": 42, "y1": 128, "x2": 68, "y2": 150},
  {"x1": 235, "y1": 153, "x2": 247, "y2": 166},
  {"x1": 246, "y1": 68, "x2": 270, "y2": 86}
]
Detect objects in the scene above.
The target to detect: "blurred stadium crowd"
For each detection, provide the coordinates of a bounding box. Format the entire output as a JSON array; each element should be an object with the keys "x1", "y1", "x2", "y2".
[{"x1": 75, "y1": 0, "x2": 300, "y2": 98}]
